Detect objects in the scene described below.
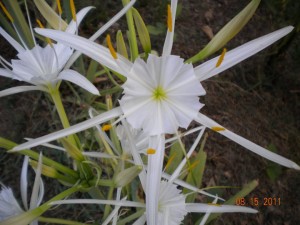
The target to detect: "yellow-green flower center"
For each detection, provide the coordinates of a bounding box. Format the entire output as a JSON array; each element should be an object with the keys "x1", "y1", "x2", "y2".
[{"x1": 152, "y1": 86, "x2": 167, "y2": 100}]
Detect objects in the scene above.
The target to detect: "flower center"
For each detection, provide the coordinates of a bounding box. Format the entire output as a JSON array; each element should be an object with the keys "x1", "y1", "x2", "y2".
[{"x1": 152, "y1": 86, "x2": 167, "y2": 101}]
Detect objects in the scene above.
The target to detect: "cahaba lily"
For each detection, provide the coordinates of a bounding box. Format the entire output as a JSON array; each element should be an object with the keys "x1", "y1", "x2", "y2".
[{"x1": 11, "y1": 0, "x2": 300, "y2": 224}]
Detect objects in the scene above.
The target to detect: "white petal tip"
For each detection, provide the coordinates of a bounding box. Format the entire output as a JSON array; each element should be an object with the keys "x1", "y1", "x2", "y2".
[{"x1": 292, "y1": 163, "x2": 300, "y2": 170}]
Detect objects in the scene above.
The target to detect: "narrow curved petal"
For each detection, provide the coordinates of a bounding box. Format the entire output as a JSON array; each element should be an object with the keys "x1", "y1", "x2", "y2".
[
  {"x1": 162, "y1": 0, "x2": 178, "y2": 57},
  {"x1": 21, "y1": 157, "x2": 29, "y2": 211},
  {"x1": 29, "y1": 153, "x2": 43, "y2": 210},
  {"x1": 58, "y1": 69, "x2": 99, "y2": 95},
  {"x1": 35, "y1": 28, "x2": 132, "y2": 76},
  {"x1": 195, "y1": 26, "x2": 294, "y2": 81},
  {"x1": 186, "y1": 203, "x2": 258, "y2": 213},
  {"x1": 0, "y1": 27, "x2": 24, "y2": 53},
  {"x1": 0, "y1": 86, "x2": 48, "y2": 98},
  {"x1": 195, "y1": 113, "x2": 300, "y2": 170},
  {"x1": 146, "y1": 135, "x2": 165, "y2": 225},
  {"x1": 50, "y1": 199, "x2": 144, "y2": 208},
  {"x1": 12, "y1": 107, "x2": 123, "y2": 151}
]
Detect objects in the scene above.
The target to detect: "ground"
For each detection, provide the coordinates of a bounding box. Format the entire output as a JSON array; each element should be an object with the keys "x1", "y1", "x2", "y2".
[{"x1": 0, "y1": 0, "x2": 300, "y2": 224}]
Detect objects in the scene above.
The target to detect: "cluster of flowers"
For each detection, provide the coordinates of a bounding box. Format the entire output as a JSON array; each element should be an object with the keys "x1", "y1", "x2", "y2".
[{"x1": 0, "y1": 0, "x2": 298, "y2": 224}]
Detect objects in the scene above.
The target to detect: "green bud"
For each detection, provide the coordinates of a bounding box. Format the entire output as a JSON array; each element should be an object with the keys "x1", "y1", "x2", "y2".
[{"x1": 115, "y1": 165, "x2": 143, "y2": 187}]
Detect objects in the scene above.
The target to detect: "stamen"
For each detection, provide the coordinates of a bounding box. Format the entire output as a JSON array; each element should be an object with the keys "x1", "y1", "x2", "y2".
[
  {"x1": 215, "y1": 48, "x2": 227, "y2": 68},
  {"x1": 56, "y1": 0, "x2": 62, "y2": 15},
  {"x1": 106, "y1": 34, "x2": 117, "y2": 59},
  {"x1": 167, "y1": 4, "x2": 172, "y2": 32},
  {"x1": 102, "y1": 124, "x2": 112, "y2": 131},
  {"x1": 36, "y1": 19, "x2": 53, "y2": 46},
  {"x1": 70, "y1": 0, "x2": 76, "y2": 21},
  {"x1": 211, "y1": 126, "x2": 225, "y2": 132},
  {"x1": 0, "y1": 1, "x2": 13, "y2": 23},
  {"x1": 147, "y1": 148, "x2": 156, "y2": 155}
]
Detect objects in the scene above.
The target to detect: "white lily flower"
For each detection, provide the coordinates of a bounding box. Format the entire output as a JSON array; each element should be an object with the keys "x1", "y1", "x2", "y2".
[
  {"x1": 14, "y1": 0, "x2": 299, "y2": 224},
  {"x1": 0, "y1": 154, "x2": 44, "y2": 224},
  {"x1": 0, "y1": 6, "x2": 99, "y2": 97}
]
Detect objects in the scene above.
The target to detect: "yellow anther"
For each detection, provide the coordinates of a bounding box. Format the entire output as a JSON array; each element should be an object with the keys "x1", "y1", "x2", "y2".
[
  {"x1": 211, "y1": 126, "x2": 225, "y2": 132},
  {"x1": 56, "y1": 0, "x2": 62, "y2": 15},
  {"x1": 70, "y1": 0, "x2": 76, "y2": 21},
  {"x1": 106, "y1": 34, "x2": 118, "y2": 59},
  {"x1": 102, "y1": 124, "x2": 112, "y2": 131},
  {"x1": 147, "y1": 148, "x2": 156, "y2": 155},
  {"x1": 36, "y1": 19, "x2": 53, "y2": 46},
  {"x1": 207, "y1": 203, "x2": 221, "y2": 206},
  {"x1": 216, "y1": 48, "x2": 227, "y2": 68},
  {"x1": 165, "y1": 153, "x2": 176, "y2": 170},
  {"x1": 167, "y1": 4, "x2": 172, "y2": 32},
  {"x1": 0, "y1": 1, "x2": 13, "y2": 23}
]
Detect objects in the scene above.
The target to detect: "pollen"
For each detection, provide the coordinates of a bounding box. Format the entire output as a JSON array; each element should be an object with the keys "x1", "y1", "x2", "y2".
[
  {"x1": 102, "y1": 124, "x2": 112, "y2": 131},
  {"x1": 0, "y1": 1, "x2": 14, "y2": 23},
  {"x1": 147, "y1": 148, "x2": 156, "y2": 155},
  {"x1": 211, "y1": 126, "x2": 225, "y2": 132},
  {"x1": 216, "y1": 48, "x2": 227, "y2": 68},
  {"x1": 70, "y1": 0, "x2": 76, "y2": 21},
  {"x1": 106, "y1": 34, "x2": 117, "y2": 59},
  {"x1": 167, "y1": 4, "x2": 172, "y2": 32},
  {"x1": 153, "y1": 86, "x2": 167, "y2": 100},
  {"x1": 56, "y1": 0, "x2": 62, "y2": 15}
]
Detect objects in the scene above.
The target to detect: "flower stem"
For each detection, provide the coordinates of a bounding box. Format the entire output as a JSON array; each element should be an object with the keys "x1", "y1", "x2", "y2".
[{"x1": 122, "y1": 0, "x2": 139, "y2": 60}]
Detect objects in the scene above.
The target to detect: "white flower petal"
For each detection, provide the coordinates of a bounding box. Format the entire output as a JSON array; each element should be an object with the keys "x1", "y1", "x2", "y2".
[
  {"x1": 12, "y1": 107, "x2": 123, "y2": 151},
  {"x1": 186, "y1": 203, "x2": 258, "y2": 213},
  {"x1": 29, "y1": 153, "x2": 43, "y2": 210},
  {"x1": 21, "y1": 157, "x2": 29, "y2": 211},
  {"x1": 162, "y1": 0, "x2": 178, "y2": 56},
  {"x1": 196, "y1": 113, "x2": 300, "y2": 169},
  {"x1": 0, "y1": 186, "x2": 24, "y2": 220},
  {"x1": 34, "y1": 28, "x2": 132, "y2": 76},
  {"x1": 0, "y1": 68, "x2": 14, "y2": 79},
  {"x1": 195, "y1": 26, "x2": 294, "y2": 81},
  {"x1": 146, "y1": 135, "x2": 165, "y2": 225},
  {"x1": 132, "y1": 215, "x2": 146, "y2": 225},
  {"x1": 0, "y1": 86, "x2": 48, "y2": 98},
  {"x1": 58, "y1": 69, "x2": 99, "y2": 95}
]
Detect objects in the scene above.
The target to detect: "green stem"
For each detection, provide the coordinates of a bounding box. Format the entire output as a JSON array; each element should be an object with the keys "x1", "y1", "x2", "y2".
[{"x1": 122, "y1": 0, "x2": 139, "y2": 60}]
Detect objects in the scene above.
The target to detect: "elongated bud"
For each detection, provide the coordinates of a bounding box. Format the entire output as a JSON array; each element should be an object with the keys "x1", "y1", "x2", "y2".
[
  {"x1": 61, "y1": 138, "x2": 85, "y2": 161},
  {"x1": 30, "y1": 159, "x2": 59, "y2": 178},
  {"x1": 115, "y1": 165, "x2": 143, "y2": 187},
  {"x1": 0, "y1": 1, "x2": 13, "y2": 23}
]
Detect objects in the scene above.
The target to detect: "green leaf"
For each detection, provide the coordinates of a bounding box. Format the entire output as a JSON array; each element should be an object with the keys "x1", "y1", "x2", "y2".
[{"x1": 132, "y1": 7, "x2": 151, "y2": 55}]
